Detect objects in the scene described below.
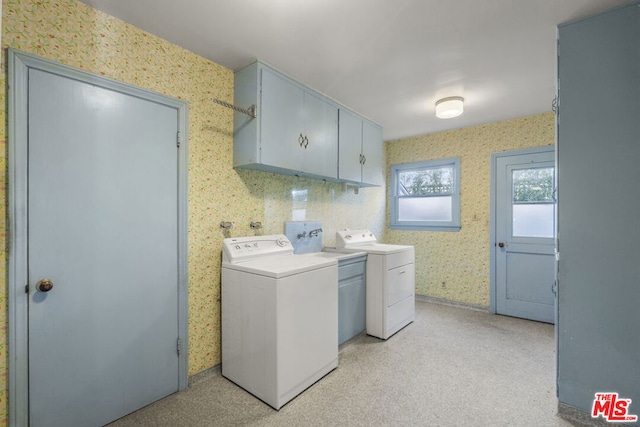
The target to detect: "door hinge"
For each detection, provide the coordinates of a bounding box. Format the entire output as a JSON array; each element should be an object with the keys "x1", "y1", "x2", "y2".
[
  {"x1": 177, "y1": 131, "x2": 181, "y2": 148},
  {"x1": 25, "y1": 284, "x2": 29, "y2": 294},
  {"x1": 177, "y1": 338, "x2": 181, "y2": 356}
]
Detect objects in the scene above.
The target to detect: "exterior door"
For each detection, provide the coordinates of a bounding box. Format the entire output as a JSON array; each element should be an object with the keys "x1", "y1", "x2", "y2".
[
  {"x1": 493, "y1": 148, "x2": 556, "y2": 323},
  {"x1": 27, "y1": 67, "x2": 180, "y2": 426}
]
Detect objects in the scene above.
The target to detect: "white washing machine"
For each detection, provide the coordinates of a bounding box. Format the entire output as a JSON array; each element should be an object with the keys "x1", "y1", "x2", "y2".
[
  {"x1": 221, "y1": 234, "x2": 338, "y2": 410},
  {"x1": 330, "y1": 229, "x2": 415, "y2": 340}
]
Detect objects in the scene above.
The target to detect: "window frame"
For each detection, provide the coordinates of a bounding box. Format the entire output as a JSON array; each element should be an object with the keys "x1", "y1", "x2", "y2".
[
  {"x1": 509, "y1": 164, "x2": 556, "y2": 241},
  {"x1": 389, "y1": 157, "x2": 461, "y2": 231}
]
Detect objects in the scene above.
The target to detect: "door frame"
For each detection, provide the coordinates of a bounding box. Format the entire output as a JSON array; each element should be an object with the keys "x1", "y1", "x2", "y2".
[
  {"x1": 7, "y1": 49, "x2": 189, "y2": 426},
  {"x1": 489, "y1": 145, "x2": 555, "y2": 315}
]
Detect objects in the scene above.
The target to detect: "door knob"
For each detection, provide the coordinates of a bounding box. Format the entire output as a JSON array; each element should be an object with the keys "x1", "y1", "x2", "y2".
[
  {"x1": 498, "y1": 242, "x2": 505, "y2": 248},
  {"x1": 37, "y1": 279, "x2": 54, "y2": 292}
]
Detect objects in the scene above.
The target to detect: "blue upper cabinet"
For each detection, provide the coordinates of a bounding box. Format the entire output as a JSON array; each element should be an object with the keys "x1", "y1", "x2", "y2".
[
  {"x1": 337, "y1": 109, "x2": 362, "y2": 183},
  {"x1": 300, "y1": 89, "x2": 339, "y2": 178},
  {"x1": 361, "y1": 118, "x2": 384, "y2": 186},
  {"x1": 338, "y1": 109, "x2": 384, "y2": 187},
  {"x1": 233, "y1": 61, "x2": 382, "y2": 186},
  {"x1": 259, "y1": 67, "x2": 306, "y2": 173},
  {"x1": 234, "y1": 61, "x2": 338, "y2": 180}
]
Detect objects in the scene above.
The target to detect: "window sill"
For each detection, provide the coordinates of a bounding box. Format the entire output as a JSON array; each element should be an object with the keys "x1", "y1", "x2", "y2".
[{"x1": 389, "y1": 224, "x2": 461, "y2": 232}]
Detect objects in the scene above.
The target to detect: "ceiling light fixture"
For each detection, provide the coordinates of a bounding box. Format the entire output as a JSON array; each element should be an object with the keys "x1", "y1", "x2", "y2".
[{"x1": 435, "y1": 96, "x2": 464, "y2": 119}]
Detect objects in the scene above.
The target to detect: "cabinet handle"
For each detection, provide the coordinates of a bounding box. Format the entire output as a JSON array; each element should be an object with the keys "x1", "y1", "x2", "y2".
[
  {"x1": 303, "y1": 135, "x2": 309, "y2": 148},
  {"x1": 298, "y1": 133, "x2": 304, "y2": 147},
  {"x1": 362, "y1": 155, "x2": 366, "y2": 165},
  {"x1": 359, "y1": 154, "x2": 363, "y2": 164}
]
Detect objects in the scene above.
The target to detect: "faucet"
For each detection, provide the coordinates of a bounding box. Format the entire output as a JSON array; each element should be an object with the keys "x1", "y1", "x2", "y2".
[
  {"x1": 297, "y1": 231, "x2": 307, "y2": 239},
  {"x1": 308, "y1": 228, "x2": 323, "y2": 238}
]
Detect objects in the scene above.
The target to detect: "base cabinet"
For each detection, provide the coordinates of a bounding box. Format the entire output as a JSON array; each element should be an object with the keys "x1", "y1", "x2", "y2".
[{"x1": 337, "y1": 255, "x2": 367, "y2": 345}]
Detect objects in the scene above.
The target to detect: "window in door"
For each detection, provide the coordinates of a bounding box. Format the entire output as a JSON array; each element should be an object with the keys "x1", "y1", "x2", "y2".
[
  {"x1": 390, "y1": 158, "x2": 461, "y2": 231},
  {"x1": 511, "y1": 166, "x2": 555, "y2": 238}
]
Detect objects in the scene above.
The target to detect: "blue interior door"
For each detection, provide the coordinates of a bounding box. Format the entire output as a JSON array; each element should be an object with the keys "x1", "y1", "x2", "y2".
[
  {"x1": 495, "y1": 149, "x2": 556, "y2": 323},
  {"x1": 28, "y1": 69, "x2": 180, "y2": 426}
]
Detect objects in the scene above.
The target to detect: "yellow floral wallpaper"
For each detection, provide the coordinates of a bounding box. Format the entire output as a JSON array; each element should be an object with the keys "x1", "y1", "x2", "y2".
[
  {"x1": 384, "y1": 113, "x2": 555, "y2": 307},
  {"x1": 0, "y1": 0, "x2": 385, "y2": 424},
  {"x1": 0, "y1": 0, "x2": 554, "y2": 424}
]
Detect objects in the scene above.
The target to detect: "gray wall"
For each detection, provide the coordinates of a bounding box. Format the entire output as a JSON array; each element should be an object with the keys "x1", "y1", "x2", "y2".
[{"x1": 557, "y1": 1, "x2": 640, "y2": 415}]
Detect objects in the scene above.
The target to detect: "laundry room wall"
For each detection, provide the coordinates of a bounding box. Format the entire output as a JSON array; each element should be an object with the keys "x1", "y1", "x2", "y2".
[
  {"x1": 0, "y1": 1, "x2": 385, "y2": 423},
  {"x1": 384, "y1": 113, "x2": 555, "y2": 307}
]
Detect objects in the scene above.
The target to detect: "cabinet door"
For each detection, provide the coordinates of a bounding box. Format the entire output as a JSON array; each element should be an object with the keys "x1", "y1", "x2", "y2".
[
  {"x1": 260, "y1": 68, "x2": 304, "y2": 170},
  {"x1": 361, "y1": 121, "x2": 384, "y2": 186},
  {"x1": 338, "y1": 109, "x2": 364, "y2": 182},
  {"x1": 302, "y1": 91, "x2": 338, "y2": 178}
]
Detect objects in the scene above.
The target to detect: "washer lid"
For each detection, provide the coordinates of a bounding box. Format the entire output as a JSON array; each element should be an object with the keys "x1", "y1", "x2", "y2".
[{"x1": 223, "y1": 254, "x2": 337, "y2": 279}]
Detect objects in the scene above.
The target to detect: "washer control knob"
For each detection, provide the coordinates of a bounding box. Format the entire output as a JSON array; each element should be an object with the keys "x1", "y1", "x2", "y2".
[{"x1": 276, "y1": 238, "x2": 288, "y2": 247}]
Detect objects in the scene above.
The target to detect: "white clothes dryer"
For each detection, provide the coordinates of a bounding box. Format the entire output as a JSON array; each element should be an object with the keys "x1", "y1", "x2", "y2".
[{"x1": 221, "y1": 234, "x2": 338, "y2": 410}]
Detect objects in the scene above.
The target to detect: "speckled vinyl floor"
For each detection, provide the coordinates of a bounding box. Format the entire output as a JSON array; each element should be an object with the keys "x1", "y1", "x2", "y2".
[{"x1": 108, "y1": 301, "x2": 573, "y2": 427}]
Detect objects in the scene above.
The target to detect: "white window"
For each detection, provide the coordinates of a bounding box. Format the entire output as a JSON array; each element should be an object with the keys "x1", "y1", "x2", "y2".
[{"x1": 390, "y1": 158, "x2": 461, "y2": 231}]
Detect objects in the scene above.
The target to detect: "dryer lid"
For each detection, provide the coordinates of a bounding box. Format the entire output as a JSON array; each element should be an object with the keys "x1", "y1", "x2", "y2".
[
  {"x1": 346, "y1": 243, "x2": 414, "y2": 255},
  {"x1": 335, "y1": 229, "x2": 377, "y2": 248}
]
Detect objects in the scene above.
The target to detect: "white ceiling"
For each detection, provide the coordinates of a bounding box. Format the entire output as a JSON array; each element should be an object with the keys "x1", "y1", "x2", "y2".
[{"x1": 80, "y1": 0, "x2": 627, "y2": 140}]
